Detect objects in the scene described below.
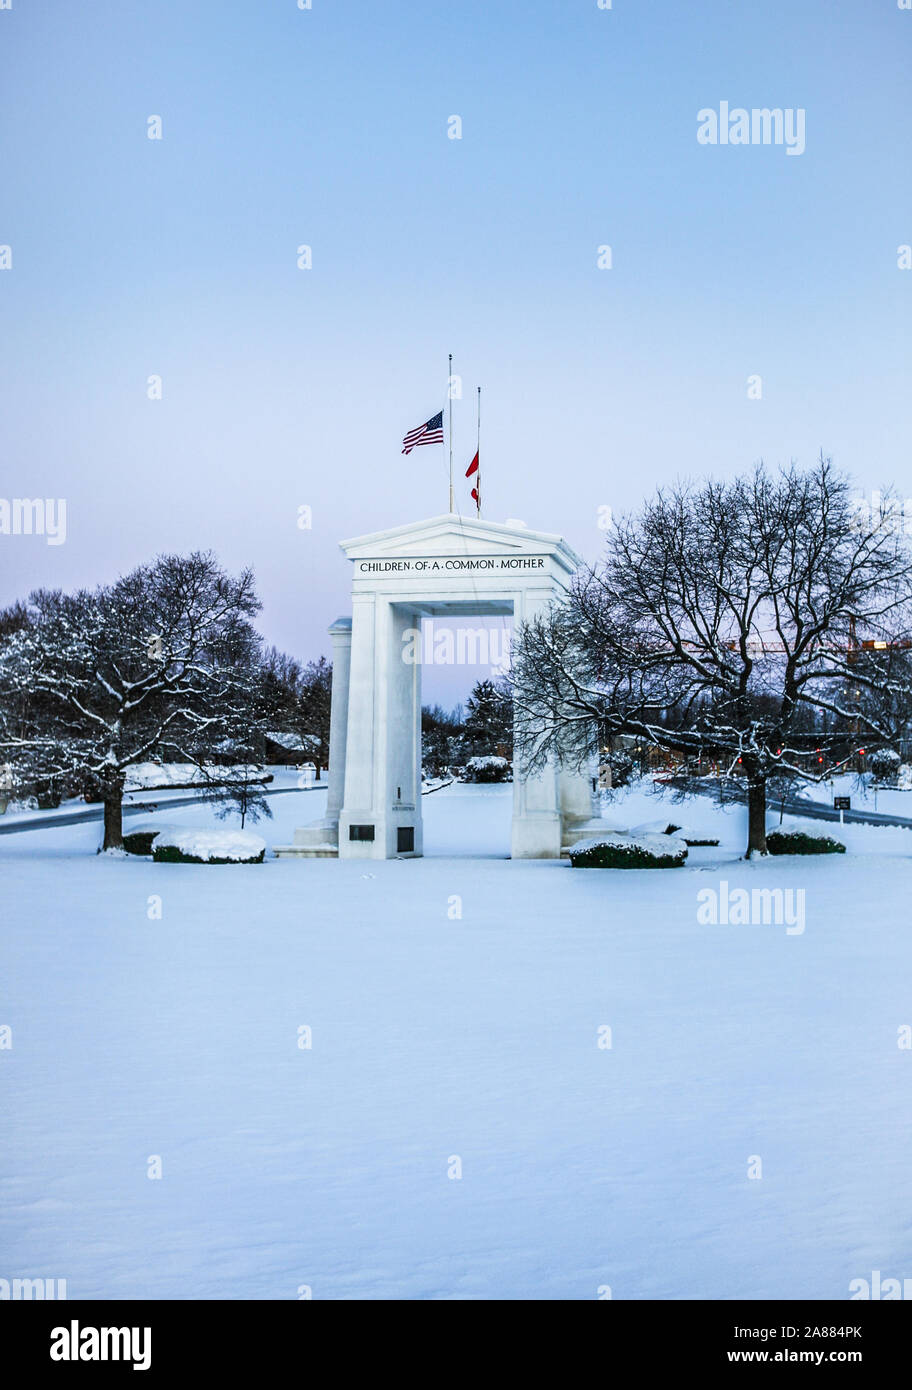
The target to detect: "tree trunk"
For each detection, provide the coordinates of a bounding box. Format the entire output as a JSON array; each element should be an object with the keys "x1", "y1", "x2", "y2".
[
  {"x1": 102, "y1": 778, "x2": 125, "y2": 851},
  {"x1": 746, "y1": 776, "x2": 768, "y2": 858}
]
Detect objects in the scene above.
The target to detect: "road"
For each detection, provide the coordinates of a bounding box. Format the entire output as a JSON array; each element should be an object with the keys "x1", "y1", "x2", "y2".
[
  {"x1": 0, "y1": 784, "x2": 322, "y2": 836},
  {"x1": 670, "y1": 778, "x2": 912, "y2": 832},
  {"x1": 1, "y1": 775, "x2": 452, "y2": 837}
]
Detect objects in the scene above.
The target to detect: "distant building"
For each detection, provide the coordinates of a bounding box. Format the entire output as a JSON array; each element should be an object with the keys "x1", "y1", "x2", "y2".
[{"x1": 263, "y1": 731, "x2": 322, "y2": 770}]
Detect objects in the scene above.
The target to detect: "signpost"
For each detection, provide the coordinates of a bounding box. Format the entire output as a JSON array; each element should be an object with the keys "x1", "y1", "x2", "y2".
[{"x1": 834, "y1": 795, "x2": 851, "y2": 824}]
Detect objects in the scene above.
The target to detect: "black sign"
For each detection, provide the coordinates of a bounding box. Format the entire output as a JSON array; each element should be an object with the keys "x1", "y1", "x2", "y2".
[{"x1": 834, "y1": 796, "x2": 851, "y2": 810}]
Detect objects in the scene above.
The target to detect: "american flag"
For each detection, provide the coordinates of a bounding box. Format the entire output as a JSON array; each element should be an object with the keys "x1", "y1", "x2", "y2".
[{"x1": 401, "y1": 410, "x2": 444, "y2": 455}]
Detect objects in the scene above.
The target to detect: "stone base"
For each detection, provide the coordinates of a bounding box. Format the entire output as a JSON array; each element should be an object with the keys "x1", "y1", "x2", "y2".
[
  {"x1": 560, "y1": 817, "x2": 608, "y2": 856},
  {"x1": 274, "y1": 819, "x2": 340, "y2": 859},
  {"x1": 511, "y1": 812, "x2": 563, "y2": 859}
]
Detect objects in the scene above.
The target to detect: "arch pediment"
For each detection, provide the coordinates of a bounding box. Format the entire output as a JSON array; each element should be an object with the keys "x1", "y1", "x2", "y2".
[{"x1": 340, "y1": 514, "x2": 582, "y2": 576}]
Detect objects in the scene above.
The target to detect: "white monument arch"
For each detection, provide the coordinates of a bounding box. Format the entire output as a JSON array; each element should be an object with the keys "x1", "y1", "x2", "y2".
[{"x1": 276, "y1": 513, "x2": 596, "y2": 861}]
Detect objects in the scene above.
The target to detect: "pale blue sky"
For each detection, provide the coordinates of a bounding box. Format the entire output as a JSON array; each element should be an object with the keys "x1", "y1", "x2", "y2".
[{"x1": 1, "y1": 0, "x2": 909, "y2": 700}]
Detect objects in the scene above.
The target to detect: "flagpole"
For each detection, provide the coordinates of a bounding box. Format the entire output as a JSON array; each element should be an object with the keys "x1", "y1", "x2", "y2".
[
  {"x1": 475, "y1": 386, "x2": 481, "y2": 518},
  {"x1": 447, "y1": 353, "x2": 454, "y2": 513}
]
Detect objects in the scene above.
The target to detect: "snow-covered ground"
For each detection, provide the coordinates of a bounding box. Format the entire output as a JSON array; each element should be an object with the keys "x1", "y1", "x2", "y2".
[{"x1": 2, "y1": 780, "x2": 911, "y2": 1299}]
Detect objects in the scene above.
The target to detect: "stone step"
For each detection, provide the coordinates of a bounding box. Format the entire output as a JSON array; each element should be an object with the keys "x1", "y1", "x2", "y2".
[
  {"x1": 273, "y1": 844, "x2": 339, "y2": 859},
  {"x1": 561, "y1": 817, "x2": 608, "y2": 847}
]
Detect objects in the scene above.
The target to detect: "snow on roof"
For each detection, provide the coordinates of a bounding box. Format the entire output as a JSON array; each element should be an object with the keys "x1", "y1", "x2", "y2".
[
  {"x1": 125, "y1": 763, "x2": 205, "y2": 789},
  {"x1": 263, "y1": 731, "x2": 318, "y2": 751},
  {"x1": 124, "y1": 762, "x2": 266, "y2": 790}
]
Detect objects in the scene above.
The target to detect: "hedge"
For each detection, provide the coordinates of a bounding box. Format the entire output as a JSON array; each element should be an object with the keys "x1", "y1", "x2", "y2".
[
  {"x1": 123, "y1": 830, "x2": 163, "y2": 856},
  {"x1": 152, "y1": 844, "x2": 266, "y2": 865},
  {"x1": 766, "y1": 830, "x2": 846, "y2": 856},
  {"x1": 569, "y1": 833, "x2": 688, "y2": 869}
]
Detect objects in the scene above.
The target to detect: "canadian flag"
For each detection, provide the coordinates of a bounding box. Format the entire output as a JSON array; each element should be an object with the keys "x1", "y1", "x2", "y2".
[{"x1": 465, "y1": 451, "x2": 479, "y2": 509}]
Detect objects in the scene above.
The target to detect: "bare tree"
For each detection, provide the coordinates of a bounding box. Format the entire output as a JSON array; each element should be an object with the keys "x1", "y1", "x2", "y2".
[
  {"x1": 0, "y1": 552, "x2": 263, "y2": 850},
  {"x1": 512, "y1": 460, "x2": 912, "y2": 856},
  {"x1": 0, "y1": 601, "x2": 31, "y2": 639}
]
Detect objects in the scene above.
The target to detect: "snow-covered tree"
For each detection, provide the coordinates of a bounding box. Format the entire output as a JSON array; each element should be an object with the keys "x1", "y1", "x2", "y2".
[
  {"x1": 462, "y1": 754, "x2": 511, "y2": 783},
  {"x1": 459, "y1": 677, "x2": 512, "y2": 760},
  {"x1": 511, "y1": 460, "x2": 912, "y2": 857},
  {"x1": 0, "y1": 552, "x2": 263, "y2": 850},
  {"x1": 601, "y1": 744, "x2": 636, "y2": 788},
  {"x1": 868, "y1": 747, "x2": 901, "y2": 782},
  {"x1": 421, "y1": 703, "x2": 464, "y2": 776},
  {"x1": 261, "y1": 648, "x2": 332, "y2": 775}
]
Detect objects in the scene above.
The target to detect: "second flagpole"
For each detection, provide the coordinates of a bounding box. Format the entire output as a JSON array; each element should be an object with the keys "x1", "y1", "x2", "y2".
[
  {"x1": 448, "y1": 353, "x2": 454, "y2": 513},
  {"x1": 478, "y1": 383, "x2": 483, "y2": 519}
]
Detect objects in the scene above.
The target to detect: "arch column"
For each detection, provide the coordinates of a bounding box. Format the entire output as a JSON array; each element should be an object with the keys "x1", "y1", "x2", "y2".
[
  {"x1": 339, "y1": 596, "x2": 422, "y2": 859},
  {"x1": 324, "y1": 616, "x2": 353, "y2": 826},
  {"x1": 511, "y1": 586, "x2": 563, "y2": 858}
]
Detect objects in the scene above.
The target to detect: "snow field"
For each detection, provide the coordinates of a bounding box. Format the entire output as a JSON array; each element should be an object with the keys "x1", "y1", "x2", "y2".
[{"x1": 2, "y1": 782, "x2": 911, "y2": 1299}]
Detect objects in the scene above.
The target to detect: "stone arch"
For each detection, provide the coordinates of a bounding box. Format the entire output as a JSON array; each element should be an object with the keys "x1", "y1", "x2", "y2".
[{"x1": 276, "y1": 514, "x2": 595, "y2": 860}]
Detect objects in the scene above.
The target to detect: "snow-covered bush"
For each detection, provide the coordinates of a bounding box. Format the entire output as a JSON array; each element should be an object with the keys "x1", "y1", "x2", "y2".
[
  {"x1": 869, "y1": 748, "x2": 901, "y2": 783},
  {"x1": 122, "y1": 822, "x2": 179, "y2": 856},
  {"x1": 631, "y1": 819, "x2": 718, "y2": 847},
  {"x1": 569, "y1": 830, "x2": 688, "y2": 869},
  {"x1": 462, "y1": 755, "x2": 511, "y2": 784},
  {"x1": 152, "y1": 829, "x2": 266, "y2": 865},
  {"x1": 766, "y1": 830, "x2": 845, "y2": 856},
  {"x1": 632, "y1": 818, "x2": 688, "y2": 837}
]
